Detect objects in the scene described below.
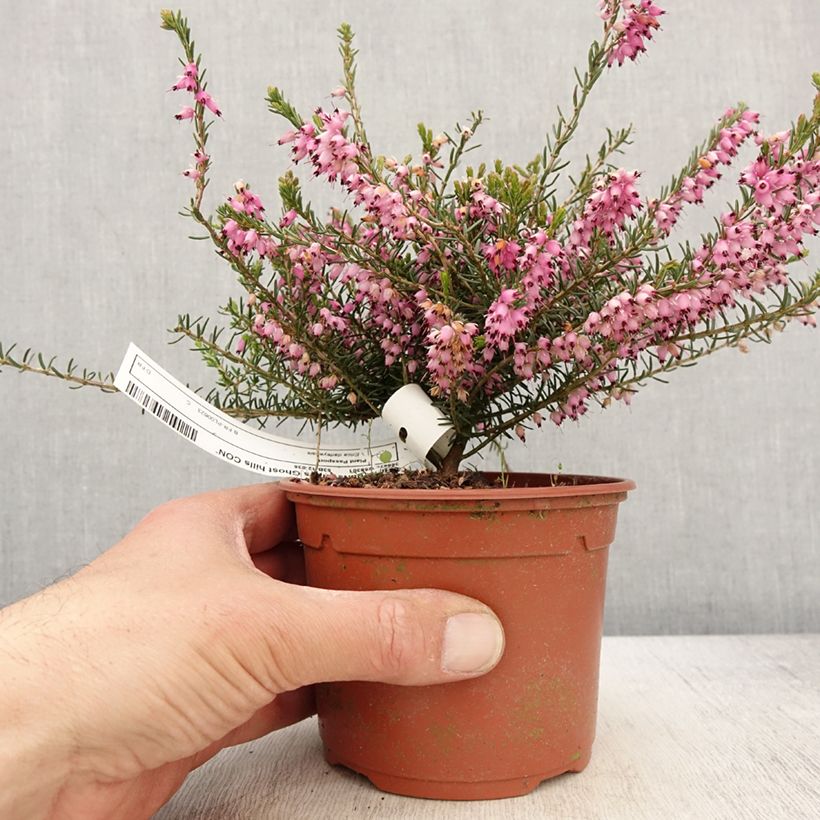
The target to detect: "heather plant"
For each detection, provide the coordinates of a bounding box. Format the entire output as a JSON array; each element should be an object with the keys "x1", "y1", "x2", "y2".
[{"x1": 2, "y1": 1, "x2": 819, "y2": 475}]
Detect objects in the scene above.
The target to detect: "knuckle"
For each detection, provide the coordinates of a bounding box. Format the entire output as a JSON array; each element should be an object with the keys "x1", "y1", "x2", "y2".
[
  {"x1": 139, "y1": 496, "x2": 197, "y2": 528},
  {"x1": 374, "y1": 597, "x2": 426, "y2": 678}
]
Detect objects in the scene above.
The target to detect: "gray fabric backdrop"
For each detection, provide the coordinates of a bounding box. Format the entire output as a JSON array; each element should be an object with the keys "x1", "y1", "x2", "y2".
[{"x1": 1, "y1": 0, "x2": 818, "y2": 633}]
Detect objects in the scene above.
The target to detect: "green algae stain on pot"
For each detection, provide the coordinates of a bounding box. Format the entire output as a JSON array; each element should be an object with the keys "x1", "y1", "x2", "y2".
[
  {"x1": 545, "y1": 676, "x2": 580, "y2": 716},
  {"x1": 469, "y1": 509, "x2": 499, "y2": 521},
  {"x1": 512, "y1": 679, "x2": 548, "y2": 729},
  {"x1": 512, "y1": 675, "x2": 580, "y2": 737},
  {"x1": 427, "y1": 721, "x2": 460, "y2": 753},
  {"x1": 355, "y1": 556, "x2": 412, "y2": 585},
  {"x1": 469, "y1": 500, "x2": 503, "y2": 521}
]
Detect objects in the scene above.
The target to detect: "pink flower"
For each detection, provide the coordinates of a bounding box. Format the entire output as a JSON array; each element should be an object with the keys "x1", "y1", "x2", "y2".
[
  {"x1": 228, "y1": 181, "x2": 265, "y2": 218},
  {"x1": 174, "y1": 106, "x2": 195, "y2": 121},
  {"x1": 280, "y1": 209, "x2": 298, "y2": 227},
  {"x1": 169, "y1": 62, "x2": 198, "y2": 92},
  {"x1": 195, "y1": 90, "x2": 222, "y2": 117},
  {"x1": 570, "y1": 169, "x2": 642, "y2": 253},
  {"x1": 741, "y1": 159, "x2": 797, "y2": 211},
  {"x1": 182, "y1": 168, "x2": 201, "y2": 180},
  {"x1": 423, "y1": 311, "x2": 481, "y2": 400},
  {"x1": 584, "y1": 312, "x2": 602, "y2": 334},
  {"x1": 512, "y1": 342, "x2": 536, "y2": 379},
  {"x1": 280, "y1": 112, "x2": 366, "y2": 186},
  {"x1": 170, "y1": 73, "x2": 197, "y2": 92},
  {"x1": 466, "y1": 183, "x2": 504, "y2": 228},
  {"x1": 562, "y1": 387, "x2": 591, "y2": 420},
  {"x1": 279, "y1": 122, "x2": 317, "y2": 162},
  {"x1": 482, "y1": 239, "x2": 521, "y2": 274},
  {"x1": 485, "y1": 289, "x2": 530, "y2": 351},
  {"x1": 755, "y1": 129, "x2": 791, "y2": 160},
  {"x1": 607, "y1": 1, "x2": 665, "y2": 67},
  {"x1": 222, "y1": 217, "x2": 275, "y2": 257}
]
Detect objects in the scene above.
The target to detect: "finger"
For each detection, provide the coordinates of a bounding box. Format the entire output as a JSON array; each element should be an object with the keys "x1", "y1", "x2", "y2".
[
  {"x1": 237, "y1": 484, "x2": 297, "y2": 555},
  {"x1": 260, "y1": 585, "x2": 505, "y2": 689},
  {"x1": 160, "y1": 483, "x2": 296, "y2": 560},
  {"x1": 205, "y1": 482, "x2": 297, "y2": 554},
  {"x1": 251, "y1": 542, "x2": 306, "y2": 584}
]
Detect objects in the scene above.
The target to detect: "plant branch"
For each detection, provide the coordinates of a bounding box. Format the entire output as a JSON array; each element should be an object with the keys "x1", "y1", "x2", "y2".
[{"x1": 0, "y1": 343, "x2": 117, "y2": 392}]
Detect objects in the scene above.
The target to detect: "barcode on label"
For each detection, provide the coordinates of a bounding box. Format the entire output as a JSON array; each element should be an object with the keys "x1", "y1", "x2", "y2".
[{"x1": 125, "y1": 381, "x2": 198, "y2": 443}]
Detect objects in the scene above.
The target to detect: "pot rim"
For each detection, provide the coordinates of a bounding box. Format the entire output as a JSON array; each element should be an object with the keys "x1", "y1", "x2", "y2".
[{"x1": 281, "y1": 472, "x2": 636, "y2": 503}]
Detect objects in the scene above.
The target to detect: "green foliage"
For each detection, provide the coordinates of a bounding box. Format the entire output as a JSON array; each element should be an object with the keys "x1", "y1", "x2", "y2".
[
  {"x1": 0, "y1": 343, "x2": 116, "y2": 392},
  {"x1": 266, "y1": 87, "x2": 304, "y2": 129},
  {"x1": 278, "y1": 171, "x2": 314, "y2": 222}
]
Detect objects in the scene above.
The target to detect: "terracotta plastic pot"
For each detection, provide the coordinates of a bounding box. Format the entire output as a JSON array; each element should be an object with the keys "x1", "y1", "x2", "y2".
[{"x1": 283, "y1": 473, "x2": 634, "y2": 800}]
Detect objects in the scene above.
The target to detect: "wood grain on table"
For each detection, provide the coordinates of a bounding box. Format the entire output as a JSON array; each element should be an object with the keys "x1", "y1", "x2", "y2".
[{"x1": 155, "y1": 634, "x2": 820, "y2": 820}]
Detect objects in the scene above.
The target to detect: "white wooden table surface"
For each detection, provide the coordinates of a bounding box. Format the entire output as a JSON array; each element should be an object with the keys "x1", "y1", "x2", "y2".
[{"x1": 155, "y1": 635, "x2": 820, "y2": 819}]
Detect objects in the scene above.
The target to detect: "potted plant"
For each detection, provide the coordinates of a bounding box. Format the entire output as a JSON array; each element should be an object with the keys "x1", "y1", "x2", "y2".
[{"x1": 1, "y1": 0, "x2": 818, "y2": 801}]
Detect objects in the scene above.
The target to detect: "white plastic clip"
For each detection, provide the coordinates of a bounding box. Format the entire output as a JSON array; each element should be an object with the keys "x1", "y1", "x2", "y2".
[{"x1": 381, "y1": 384, "x2": 455, "y2": 466}]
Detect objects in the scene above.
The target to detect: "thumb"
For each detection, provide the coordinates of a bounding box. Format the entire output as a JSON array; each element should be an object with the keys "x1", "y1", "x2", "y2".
[{"x1": 263, "y1": 584, "x2": 505, "y2": 689}]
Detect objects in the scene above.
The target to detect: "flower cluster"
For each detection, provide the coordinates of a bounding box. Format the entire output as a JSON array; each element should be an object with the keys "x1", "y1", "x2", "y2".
[
  {"x1": 546, "y1": 149, "x2": 820, "y2": 420},
  {"x1": 423, "y1": 301, "x2": 481, "y2": 401},
  {"x1": 600, "y1": 0, "x2": 665, "y2": 66},
  {"x1": 651, "y1": 109, "x2": 760, "y2": 236},
  {"x1": 171, "y1": 62, "x2": 221, "y2": 120},
  {"x1": 569, "y1": 169, "x2": 643, "y2": 254},
  {"x1": 167, "y1": 47, "x2": 221, "y2": 183}
]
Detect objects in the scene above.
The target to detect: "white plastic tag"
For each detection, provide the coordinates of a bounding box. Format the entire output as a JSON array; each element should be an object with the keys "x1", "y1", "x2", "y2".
[{"x1": 114, "y1": 343, "x2": 418, "y2": 477}]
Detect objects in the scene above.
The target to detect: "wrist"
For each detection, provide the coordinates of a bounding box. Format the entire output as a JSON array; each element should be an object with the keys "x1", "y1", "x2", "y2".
[{"x1": 0, "y1": 595, "x2": 77, "y2": 818}]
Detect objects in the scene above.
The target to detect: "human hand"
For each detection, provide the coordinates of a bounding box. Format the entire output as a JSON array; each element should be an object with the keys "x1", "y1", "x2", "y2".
[{"x1": 0, "y1": 483, "x2": 504, "y2": 819}]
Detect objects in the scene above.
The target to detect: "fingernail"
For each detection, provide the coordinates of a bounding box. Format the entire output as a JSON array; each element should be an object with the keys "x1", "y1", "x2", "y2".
[{"x1": 442, "y1": 612, "x2": 504, "y2": 674}]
